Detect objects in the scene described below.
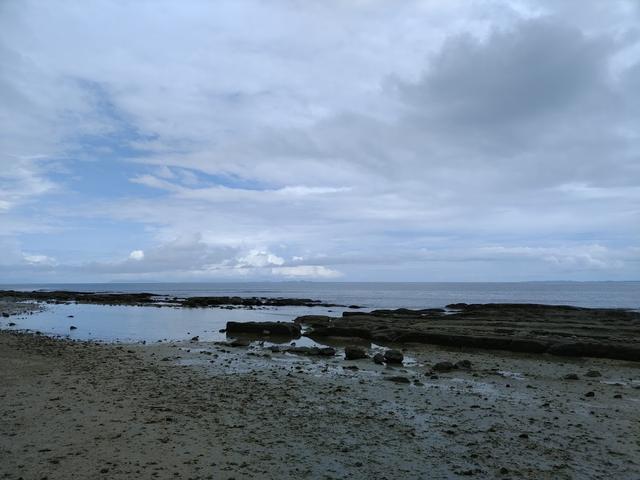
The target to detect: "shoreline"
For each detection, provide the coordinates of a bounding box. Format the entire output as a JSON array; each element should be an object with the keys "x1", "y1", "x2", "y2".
[{"x1": 2, "y1": 325, "x2": 639, "y2": 479}]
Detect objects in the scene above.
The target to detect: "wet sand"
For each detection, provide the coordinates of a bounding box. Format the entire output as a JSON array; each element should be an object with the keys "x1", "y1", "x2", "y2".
[{"x1": 2, "y1": 323, "x2": 639, "y2": 479}]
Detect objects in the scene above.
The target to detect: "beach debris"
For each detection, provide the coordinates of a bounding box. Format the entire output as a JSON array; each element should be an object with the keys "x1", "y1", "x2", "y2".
[{"x1": 344, "y1": 346, "x2": 368, "y2": 360}]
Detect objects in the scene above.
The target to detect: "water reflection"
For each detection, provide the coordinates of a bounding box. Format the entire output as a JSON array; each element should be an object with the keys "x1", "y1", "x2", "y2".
[{"x1": 2, "y1": 302, "x2": 356, "y2": 346}]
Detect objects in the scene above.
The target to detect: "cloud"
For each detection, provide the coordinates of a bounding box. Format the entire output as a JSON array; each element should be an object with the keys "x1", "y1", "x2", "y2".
[
  {"x1": 0, "y1": 1, "x2": 638, "y2": 282},
  {"x1": 272, "y1": 265, "x2": 342, "y2": 279},
  {"x1": 129, "y1": 250, "x2": 144, "y2": 261}
]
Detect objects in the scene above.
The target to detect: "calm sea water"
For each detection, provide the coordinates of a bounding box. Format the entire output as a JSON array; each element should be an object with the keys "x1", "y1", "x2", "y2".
[
  {"x1": 3, "y1": 281, "x2": 639, "y2": 309},
  {"x1": 2, "y1": 282, "x2": 638, "y2": 343}
]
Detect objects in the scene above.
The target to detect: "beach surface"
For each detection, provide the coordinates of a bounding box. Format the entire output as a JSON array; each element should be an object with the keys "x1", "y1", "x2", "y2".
[{"x1": 2, "y1": 310, "x2": 639, "y2": 479}]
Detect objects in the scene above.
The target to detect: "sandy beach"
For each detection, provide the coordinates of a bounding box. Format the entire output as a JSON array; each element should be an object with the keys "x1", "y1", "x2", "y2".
[{"x1": 2, "y1": 303, "x2": 639, "y2": 479}]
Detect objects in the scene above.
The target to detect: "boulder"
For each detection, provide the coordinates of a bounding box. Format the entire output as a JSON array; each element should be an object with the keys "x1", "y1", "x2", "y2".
[
  {"x1": 344, "y1": 346, "x2": 368, "y2": 360},
  {"x1": 384, "y1": 349, "x2": 404, "y2": 364}
]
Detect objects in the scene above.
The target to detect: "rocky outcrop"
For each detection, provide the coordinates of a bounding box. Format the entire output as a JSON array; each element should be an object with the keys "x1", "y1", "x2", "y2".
[
  {"x1": 0, "y1": 290, "x2": 344, "y2": 309},
  {"x1": 296, "y1": 304, "x2": 640, "y2": 362},
  {"x1": 225, "y1": 321, "x2": 301, "y2": 337}
]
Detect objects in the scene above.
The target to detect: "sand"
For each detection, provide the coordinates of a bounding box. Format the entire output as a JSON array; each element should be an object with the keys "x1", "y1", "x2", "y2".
[{"x1": 1, "y1": 309, "x2": 640, "y2": 479}]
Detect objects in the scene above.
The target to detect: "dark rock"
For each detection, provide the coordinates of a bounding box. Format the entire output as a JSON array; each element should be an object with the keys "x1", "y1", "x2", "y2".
[
  {"x1": 8, "y1": 322, "x2": 16, "y2": 326},
  {"x1": 226, "y1": 321, "x2": 301, "y2": 337},
  {"x1": 1, "y1": 312, "x2": 9, "y2": 318},
  {"x1": 190, "y1": 336, "x2": 199, "y2": 342},
  {"x1": 69, "y1": 326, "x2": 77, "y2": 330},
  {"x1": 373, "y1": 353, "x2": 385, "y2": 365},
  {"x1": 384, "y1": 349, "x2": 404, "y2": 364},
  {"x1": 564, "y1": 373, "x2": 579, "y2": 380},
  {"x1": 229, "y1": 339, "x2": 251, "y2": 347},
  {"x1": 585, "y1": 391, "x2": 595, "y2": 397},
  {"x1": 456, "y1": 359, "x2": 472, "y2": 370},
  {"x1": 386, "y1": 376, "x2": 411, "y2": 383},
  {"x1": 585, "y1": 370, "x2": 602, "y2": 377},
  {"x1": 432, "y1": 361, "x2": 455, "y2": 372},
  {"x1": 344, "y1": 346, "x2": 368, "y2": 360}
]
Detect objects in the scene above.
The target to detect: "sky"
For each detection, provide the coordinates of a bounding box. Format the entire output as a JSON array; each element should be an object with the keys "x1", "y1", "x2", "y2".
[{"x1": 0, "y1": 0, "x2": 639, "y2": 283}]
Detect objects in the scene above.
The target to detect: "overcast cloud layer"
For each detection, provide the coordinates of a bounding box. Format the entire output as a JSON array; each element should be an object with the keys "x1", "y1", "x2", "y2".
[{"x1": 1, "y1": 0, "x2": 639, "y2": 282}]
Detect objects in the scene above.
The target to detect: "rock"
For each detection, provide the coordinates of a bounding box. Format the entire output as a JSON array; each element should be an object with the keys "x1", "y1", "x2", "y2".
[
  {"x1": 432, "y1": 361, "x2": 455, "y2": 372},
  {"x1": 384, "y1": 349, "x2": 404, "y2": 364},
  {"x1": 318, "y1": 347, "x2": 336, "y2": 356},
  {"x1": 585, "y1": 370, "x2": 602, "y2": 377},
  {"x1": 226, "y1": 321, "x2": 301, "y2": 337},
  {"x1": 455, "y1": 359, "x2": 472, "y2": 370},
  {"x1": 229, "y1": 339, "x2": 251, "y2": 347},
  {"x1": 585, "y1": 391, "x2": 595, "y2": 397},
  {"x1": 1, "y1": 312, "x2": 9, "y2": 318},
  {"x1": 373, "y1": 353, "x2": 385, "y2": 365},
  {"x1": 190, "y1": 336, "x2": 199, "y2": 342},
  {"x1": 344, "y1": 346, "x2": 368, "y2": 360},
  {"x1": 69, "y1": 326, "x2": 77, "y2": 330},
  {"x1": 614, "y1": 394, "x2": 622, "y2": 399},
  {"x1": 8, "y1": 322, "x2": 16, "y2": 326},
  {"x1": 564, "y1": 373, "x2": 579, "y2": 380},
  {"x1": 386, "y1": 376, "x2": 411, "y2": 383}
]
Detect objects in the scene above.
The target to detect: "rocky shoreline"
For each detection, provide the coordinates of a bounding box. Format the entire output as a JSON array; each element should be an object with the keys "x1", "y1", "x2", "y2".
[
  {"x1": 0, "y1": 290, "x2": 348, "y2": 308},
  {"x1": 2, "y1": 327, "x2": 639, "y2": 479},
  {"x1": 295, "y1": 303, "x2": 640, "y2": 362}
]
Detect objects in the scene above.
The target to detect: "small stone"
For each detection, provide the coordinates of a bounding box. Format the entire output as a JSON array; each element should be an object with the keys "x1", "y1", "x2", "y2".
[
  {"x1": 585, "y1": 391, "x2": 595, "y2": 397},
  {"x1": 499, "y1": 467, "x2": 509, "y2": 475},
  {"x1": 190, "y1": 336, "x2": 199, "y2": 342},
  {"x1": 585, "y1": 370, "x2": 602, "y2": 378},
  {"x1": 229, "y1": 339, "x2": 251, "y2": 347},
  {"x1": 456, "y1": 359, "x2": 472, "y2": 370},
  {"x1": 564, "y1": 373, "x2": 579, "y2": 380},
  {"x1": 432, "y1": 361, "x2": 455, "y2": 372},
  {"x1": 373, "y1": 353, "x2": 385, "y2": 365},
  {"x1": 69, "y1": 326, "x2": 77, "y2": 330},
  {"x1": 386, "y1": 376, "x2": 411, "y2": 384}
]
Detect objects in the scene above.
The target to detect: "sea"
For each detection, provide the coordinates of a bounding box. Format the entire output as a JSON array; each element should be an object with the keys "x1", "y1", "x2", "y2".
[{"x1": 2, "y1": 282, "x2": 638, "y2": 344}]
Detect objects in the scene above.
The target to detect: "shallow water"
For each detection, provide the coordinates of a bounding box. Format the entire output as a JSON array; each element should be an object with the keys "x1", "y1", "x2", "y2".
[{"x1": 3, "y1": 302, "x2": 352, "y2": 345}]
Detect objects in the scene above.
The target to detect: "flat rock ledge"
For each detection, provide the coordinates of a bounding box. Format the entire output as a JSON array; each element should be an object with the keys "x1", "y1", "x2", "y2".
[
  {"x1": 297, "y1": 303, "x2": 640, "y2": 362},
  {"x1": 226, "y1": 321, "x2": 302, "y2": 337}
]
